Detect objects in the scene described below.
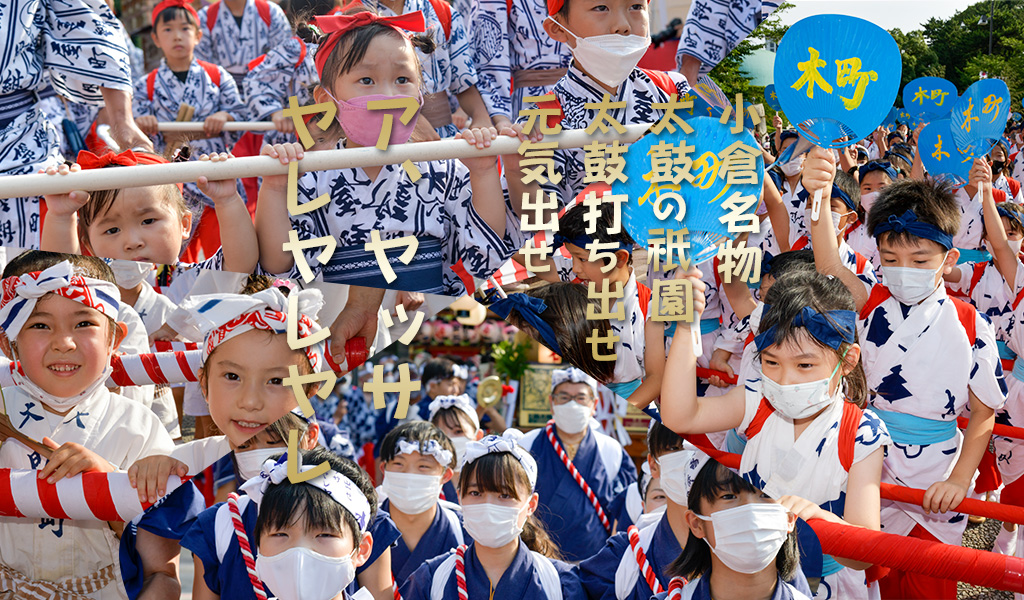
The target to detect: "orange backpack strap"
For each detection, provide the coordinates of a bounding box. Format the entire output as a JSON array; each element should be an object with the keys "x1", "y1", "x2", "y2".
[
  {"x1": 837, "y1": 401, "x2": 863, "y2": 473},
  {"x1": 247, "y1": 54, "x2": 267, "y2": 71},
  {"x1": 638, "y1": 68, "x2": 679, "y2": 98},
  {"x1": 791, "y1": 236, "x2": 809, "y2": 251},
  {"x1": 854, "y1": 251, "x2": 867, "y2": 274},
  {"x1": 637, "y1": 282, "x2": 652, "y2": 321},
  {"x1": 295, "y1": 37, "x2": 308, "y2": 67},
  {"x1": 859, "y1": 284, "x2": 892, "y2": 320},
  {"x1": 1010, "y1": 178, "x2": 1021, "y2": 199},
  {"x1": 146, "y1": 69, "x2": 158, "y2": 101},
  {"x1": 506, "y1": 0, "x2": 512, "y2": 15},
  {"x1": 426, "y1": 0, "x2": 452, "y2": 40},
  {"x1": 1014, "y1": 285, "x2": 1024, "y2": 311},
  {"x1": 743, "y1": 330, "x2": 754, "y2": 349},
  {"x1": 995, "y1": 189, "x2": 1008, "y2": 203},
  {"x1": 968, "y1": 262, "x2": 987, "y2": 295},
  {"x1": 207, "y1": 1, "x2": 219, "y2": 30},
  {"x1": 949, "y1": 296, "x2": 977, "y2": 346},
  {"x1": 743, "y1": 398, "x2": 775, "y2": 440},
  {"x1": 255, "y1": 0, "x2": 271, "y2": 26},
  {"x1": 197, "y1": 61, "x2": 222, "y2": 87},
  {"x1": 535, "y1": 92, "x2": 564, "y2": 131}
]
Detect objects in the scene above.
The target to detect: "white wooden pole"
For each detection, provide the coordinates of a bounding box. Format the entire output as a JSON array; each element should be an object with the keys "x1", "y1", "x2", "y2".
[{"x1": 157, "y1": 121, "x2": 278, "y2": 132}]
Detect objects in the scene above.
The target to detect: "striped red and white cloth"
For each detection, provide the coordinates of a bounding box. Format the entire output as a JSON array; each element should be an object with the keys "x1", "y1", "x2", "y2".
[
  {"x1": 228, "y1": 492, "x2": 269, "y2": 599},
  {"x1": 543, "y1": 421, "x2": 612, "y2": 533},
  {"x1": 627, "y1": 525, "x2": 665, "y2": 595}
]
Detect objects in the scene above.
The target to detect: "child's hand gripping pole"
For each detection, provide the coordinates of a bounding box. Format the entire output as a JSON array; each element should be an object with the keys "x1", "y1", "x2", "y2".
[
  {"x1": 324, "y1": 337, "x2": 370, "y2": 373},
  {"x1": 804, "y1": 146, "x2": 839, "y2": 222}
]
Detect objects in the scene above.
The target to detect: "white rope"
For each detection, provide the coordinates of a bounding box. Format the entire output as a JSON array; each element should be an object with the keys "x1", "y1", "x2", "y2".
[{"x1": 0, "y1": 124, "x2": 651, "y2": 199}]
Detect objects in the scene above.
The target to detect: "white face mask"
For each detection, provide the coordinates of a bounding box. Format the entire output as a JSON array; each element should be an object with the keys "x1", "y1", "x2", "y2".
[
  {"x1": 695, "y1": 504, "x2": 792, "y2": 574},
  {"x1": 107, "y1": 259, "x2": 153, "y2": 289},
  {"x1": 779, "y1": 158, "x2": 803, "y2": 177},
  {"x1": 634, "y1": 503, "x2": 667, "y2": 529},
  {"x1": 381, "y1": 471, "x2": 442, "y2": 515},
  {"x1": 761, "y1": 358, "x2": 843, "y2": 420},
  {"x1": 11, "y1": 337, "x2": 115, "y2": 412},
  {"x1": 450, "y1": 436, "x2": 470, "y2": 468},
  {"x1": 551, "y1": 401, "x2": 593, "y2": 434},
  {"x1": 987, "y1": 239, "x2": 1023, "y2": 256},
  {"x1": 255, "y1": 546, "x2": 357, "y2": 600},
  {"x1": 235, "y1": 447, "x2": 283, "y2": 481},
  {"x1": 879, "y1": 252, "x2": 947, "y2": 305},
  {"x1": 656, "y1": 450, "x2": 693, "y2": 505},
  {"x1": 860, "y1": 191, "x2": 879, "y2": 213},
  {"x1": 462, "y1": 502, "x2": 526, "y2": 548},
  {"x1": 550, "y1": 18, "x2": 650, "y2": 88},
  {"x1": 831, "y1": 210, "x2": 854, "y2": 235}
]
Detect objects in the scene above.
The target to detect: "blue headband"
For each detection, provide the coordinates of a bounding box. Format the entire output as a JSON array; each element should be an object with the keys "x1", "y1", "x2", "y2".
[
  {"x1": 754, "y1": 305, "x2": 858, "y2": 352},
  {"x1": 779, "y1": 130, "x2": 799, "y2": 146},
  {"x1": 761, "y1": 252, "x2": 775, "y2": 277},
  {"x1": 872, "y1": 209, "x2": 954, "y2": 250},
  {"x1": 488, "y1": 294, "x2": 562, "y2": 354},
  {"x1": 887, "y1": 143, "x2": 916, "y2": 161},
  {"x1": 859, "y1": 161, "x2": 898, "y2": 182},
  {"x1": 551, "y1": 232, "x2": 633, "y2": 252},
  {"x1": 797, "y1": 185, "x2": 855, "y2": 212},
  {"x1": 998, "y1": 206, "x2": 1024, "y2": 231}
]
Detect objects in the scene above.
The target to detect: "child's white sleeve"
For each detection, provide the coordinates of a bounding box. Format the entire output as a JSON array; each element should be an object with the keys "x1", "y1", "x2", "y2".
[
  {"x1": 170, "y1": 436, "x2": 232, "y2": 475},
  {"x1": 674, "y1": 0, "x2": 762, "y2": 77},
  {"x1": 970, "y1": 313, "x2": 1008, "y2": 411}
]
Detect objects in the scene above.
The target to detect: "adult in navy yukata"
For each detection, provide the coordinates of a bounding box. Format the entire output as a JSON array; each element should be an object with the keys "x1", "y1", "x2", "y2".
[
  {"x1": 377, "y1": 422, "x2": 466, "y2": 585},
  {"x1": 521, "y1": 368, "x2": 637, "y2": 562},
  {"x1": 0, "y1": 0, "x2": 151, "y2": 248}
]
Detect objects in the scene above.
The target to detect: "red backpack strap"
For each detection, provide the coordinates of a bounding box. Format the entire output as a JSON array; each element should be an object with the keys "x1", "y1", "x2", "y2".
[
  {"x1": 791, "y1": 235, "x2": 809, "y2": 251},
  {"x1": 1010, "y1": 178, "x2": 1022, "y2": 199},
  {"x1": 968, "y1": 262, "x2": 987, "y2": 295},
  {"x1": 426, "y1": 0, "x2": 452, "y2": 40},
  {"x1": 146, "y1": 69, "x2": 158, "y2": 101},
  {"x1": 506, "y1": 0, "x2": 512, "y2": 15},
  {"x1": 247, "y1": 54, "x2": 267, "y2": 71},
  {"x1": 638, "y1": 68, "x2": 678, "y2": 97},
  {"x1": 207, "y1": 0, "x2": 219, "y2": 31},
  {"x1": 637, "y1": 282, "x2": 652, "y2": 321},
  {"x1": 743, "y1": 330, "x2": 754, "y2": 349},
  {"x1": 994, "y1": 188, "x2": 1008, "y2": 203},
  {"x1": 255, "y1": 0, "x2": 271, "y2": 26},
  {"x1": 743, "y1": 398, "x2": 775, "y2": 439},
  {"x1": 854, "y1": 251, "x2": 867, "y2": 274},
  {"x1": 197, "y1": 60, "x2": 221, "y2": 87},
  {"x1": 949, "y1": 296, "x2": 977, "y2": 346},
  {"x1": 859, "y1": 284, "x2": 892, "y2": 320},
  {"x1": 712, "y1": 256, "x2": 721, "y2": 289},
  {"x1": 837, "y1": 401, "x2": 863, "y2": 473},
  {"x1": 1013, "y1": 285, "x2": 1024, "y2": 311},
  {"x1": 295, "y1": 37, "x2": 308, "y2": 68},
  {"x1": 535, "y1": 92, "x2": 564, "y2": 131}
]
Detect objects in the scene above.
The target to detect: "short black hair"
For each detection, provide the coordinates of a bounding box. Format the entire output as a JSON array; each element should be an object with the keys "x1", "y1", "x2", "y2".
[
  {"x1": 558, "y1": 200, "x2": 636, "y2": 249},
  {"x1": 765, "y1": 249, "x2": 815, "y2": 280},
  {"x1": 866, "y1": 178, "x2": 960, "y2": 247},
  {"x1": 833, "y1": 170, "x2": 860, "y2": 213},
  {"x1": 379, "y1": 421, "x2": 457, "y2": 470},
  {"x1": 254, "y1": 447, "x2": 377, "y2": 548},
  {"x1": 422, "y1": 358, "x2": 456, "y2": 384},
  {"x1": 4, "y1": 250, "x2": 116, "y2": 282},
  {"x1": 155, "y1": 5, "x2": 199, "y2": 29},
  {"x1": 646, "y1": 421, "x2": 685, "y2": 459}
]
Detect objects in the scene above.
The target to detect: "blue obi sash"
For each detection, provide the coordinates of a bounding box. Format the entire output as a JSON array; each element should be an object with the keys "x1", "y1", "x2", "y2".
[{"x1": 324, "y1": 235, "x2": 445, "y2": 293}]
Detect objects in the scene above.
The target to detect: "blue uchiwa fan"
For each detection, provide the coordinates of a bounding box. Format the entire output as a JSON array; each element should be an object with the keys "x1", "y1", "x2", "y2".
[
  {"x1": 882, "y1": 106, "x2": 900, "y2": 129},
  {"x1": 902, "y1": 77, "x2": 958, "y2": 120},
  {"x1": 614, "y1": 116, "x2": 764, "y2": 258},
  {"x1": 774, "y1": 15, "x2": 901, "y2": 149},
  {"x1": 1013, "y1": 112, "x2": 1022, "y2": 122},
  {"x1": 951, "y1": 79, "x2": 1010, "y2": 158},
  {"x1": 764, "y1": 84, "x2": 782, "y2": 111},
  {"x1": 918, "y1": 119, "x2": 972, "y2": 186}
]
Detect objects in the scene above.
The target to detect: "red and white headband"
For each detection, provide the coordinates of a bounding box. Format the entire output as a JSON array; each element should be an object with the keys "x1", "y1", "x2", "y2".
[{"x1": 0, "y1": 261, "x2": 120, "y2": 339}]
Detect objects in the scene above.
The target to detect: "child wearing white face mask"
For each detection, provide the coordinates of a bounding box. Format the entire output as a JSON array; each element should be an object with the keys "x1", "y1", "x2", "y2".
[
  {"x1": 662, "y1": 268, "x2": 891, "y2": 599},
  {"x1": 581, "y1": 421, "x2": 815, "y2": 600},
  {"x1": 654, "y1": 453, "x2": 809, "y2": 600},
  {"x1": 245, "y1": 448, "x2": 378, "y2": 600},
  {"x1": 845, "y1": 161, "x2": 896, "y2": 279},
  {"x1": 429, "y1": 394, "x2": 486, "y2": 503},
  {"x1": 803, "y1": 149, "x2": 1006, "y2": 600},
  {"x1": 377, "y1": 422, "x2": 465, "y2": 585},
  {"x1": 519, "y1": 367, "x2": 637, "y2": 562},
  {"x1": 399, "y1": 429, "x2": 585, "y2": 600}
]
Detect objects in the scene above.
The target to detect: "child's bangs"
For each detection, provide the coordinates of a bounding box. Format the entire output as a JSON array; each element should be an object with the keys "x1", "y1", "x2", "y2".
[
  {"x1": 432, "y1": 406, "x2": 476, "y2": 435},
  {"x1": 459, "y1": 452, "x2": 530, "y2": 501},
  {"x1": 689, "y1": 461, "x2": 759, "y2": 513},
  {"x1": 255, "y1": 484, "x2": 355, "y2": 545},
  {"x1": 156, "y1": 5, "x2": 199, "y2": 28}
]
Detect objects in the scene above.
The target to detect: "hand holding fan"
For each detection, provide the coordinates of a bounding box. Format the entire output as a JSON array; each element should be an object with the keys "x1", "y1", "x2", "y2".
[
  {"x1": 774, "y1": 14, "x2": 901, "y2": 224},
  {"x1": 612, "y1": 116, "x2": 764, "y2": 355}
]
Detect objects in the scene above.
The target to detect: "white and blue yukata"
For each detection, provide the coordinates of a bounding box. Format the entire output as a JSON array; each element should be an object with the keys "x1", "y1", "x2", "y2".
[
  {"x1": 858, "y1": 283, "x2": 1006, "y2": 547},
  {"x1": 606, "y1": 479, "x2": 644, "y2": 532},
  {"x1": 987, "y1": 261, "x2": 1024, "y2": 485},
  {"x1": 520, "y1": 421, "x2": 637, "y2": 562},
  {"x1": 398, "y1": 539, "x2": 585, "y2": 600},
  {"x1": 652, "y1": 573, "x2": 812, "y2": 600},
  {"x1": 674, "y1": 0, "x2": 780, "y2": 76},
  {"x1": 180, "y1": 494, "x2": 401, "y2": 599},
  {"x1": 359, "y1": 0, "x2": 479, "y2": 138},
  {"x1": 533, "y1": 64, "x2": 691, "y2": 210},
  {"x1": 0, "y1": 0, "x2": 134, "y2": 248},
  {"x1": 0, "y1": 385, "x2": 176, "y2": 599},
  {"x1": 269, "y1": 151, "x2": 522, "y2": 295},
  {"x1": 470, "y1": 0, "x2": 572, "y2": 123},
  {"x1": 194, "y1": 0, "x2": 293, "y2": 94},
  {"x1": 845, "y1": 221, "x2": 881, "y2": 280},
  {"x1": 952, "y1": 187, "x2": 987, "y2": 263},
  {"x1": 379, "y1": 497, "x2": 465, "y2": 584},
  {"x1": 788, "y1": 234, "x2": 878, "y2": 290},
  {"x1": 243, "y1": 37, "x2": 320, "y2": 146},
  {"x1": 995, "y1": 174, "x2": 1024, "y2": 204},
  {"x1": 132, "y1": 59, "x2": 247, "y2": 208}
]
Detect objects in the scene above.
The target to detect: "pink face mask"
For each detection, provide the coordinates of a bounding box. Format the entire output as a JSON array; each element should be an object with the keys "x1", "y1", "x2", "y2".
[{"x1": 325, "y1": 90, "x2": 423, "y2": 148}]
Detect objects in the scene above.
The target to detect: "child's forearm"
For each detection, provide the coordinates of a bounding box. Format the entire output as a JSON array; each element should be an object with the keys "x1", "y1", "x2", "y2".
[
  {"x1": 661, "y1": 322, "x2": 700, "y2": 433},
  {"x1": 254, "y1": 181, "x2": 295, "y2": 275},
  {"x1": 949, "y1": 393, "x2": 995, "y2": 487},
  {"x1": 629, "y1": 323, "x2": 666, "y2": 410},
  {"x1": 911, "y1": 148, "x2": 925, "y2": 181},
  {"x1": 215, "y1": 194, "x2": 258, "y2": 273},
  {"x1": 469, "y1": 164, "x2": 507, "y2": 239},
  {"x1": 40, "y1": 213, "x2": 81, "y2": 255},
  {"x1": 808, "y1": 189, "x2": 869, "y2": 310},
  {"x1": 763, "y1": 178, "x2": 791, "y2": 252},
  {"x1": 981, "y1": 182, "x2": 1017, "y2": 287},
  {"x1": 456, "y1": 87, "x2": 493, "y2": 129}
]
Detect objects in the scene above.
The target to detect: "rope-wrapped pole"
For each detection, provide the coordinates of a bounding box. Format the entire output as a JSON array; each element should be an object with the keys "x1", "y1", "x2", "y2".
[
  {"x1": 157, "y1": 121, "x2": 276, "y2": 132},
  {"x1": 957, "y1": 416, "x2": 1024, "y2": 440},
  {"x1": 0, "y1": 125, "x2": 651, "y2": 199},
  {"x1": 0, "y1": 469, "x2": 186, "y2": 522},
  {"x1": 807, "y1": 518, "x2": 1024, "y2": 593}
]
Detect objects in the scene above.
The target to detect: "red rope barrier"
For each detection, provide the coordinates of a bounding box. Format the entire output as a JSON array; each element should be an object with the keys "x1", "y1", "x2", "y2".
[
  {"x1": 807, "y1": 518, "x2": 1024, "y2": 593},
  {"x1": 956, "y1": 416, "x2": 1024, "y2": 440}
]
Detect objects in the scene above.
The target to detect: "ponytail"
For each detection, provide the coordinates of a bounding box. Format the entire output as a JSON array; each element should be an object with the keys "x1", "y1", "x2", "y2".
[{"x1": 521, "y1": 514, "x2": 562, "y2": 560}]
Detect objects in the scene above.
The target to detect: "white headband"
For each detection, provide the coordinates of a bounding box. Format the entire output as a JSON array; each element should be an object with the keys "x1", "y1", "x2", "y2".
[
  {"x1": 684, "y1": 450, "x2": 712, "y2": 502},
  {"x1": 0, "y1": 261, "x2": 121, "y2": 339},
  {"x1": 550, "y1": 367, "x2": 597, "y2": 394},
  {"x1": 395, "y1": 437, "x2": 454, "y2": 467},
  {"x1": 238, "y1": 453, "x2": 371, "y2": 532},
  {"x1": 428, "y1": 394, "x2": 480, "y2": 431},
  {"x1": 461, "y1": 429, "x2": 538, "y2": 491}
]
